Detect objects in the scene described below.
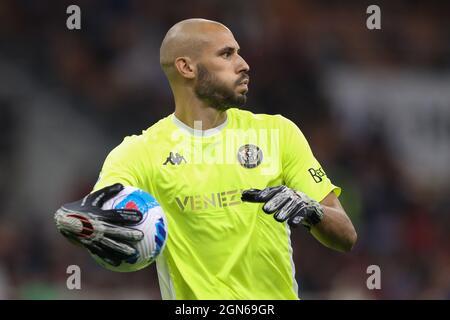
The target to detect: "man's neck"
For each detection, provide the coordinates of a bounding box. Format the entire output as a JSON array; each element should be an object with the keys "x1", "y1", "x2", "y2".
[{"x1": 174, "y1": 103, "x2": 228, "y2": 131}]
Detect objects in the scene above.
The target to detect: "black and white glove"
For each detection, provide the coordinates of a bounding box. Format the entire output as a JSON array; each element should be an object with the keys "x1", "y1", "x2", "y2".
[
  {"x1": 54, "y1": 183, "x2": 144, "y2": 266},
  {"x1": 241, "y1": 186, "x2": 324, "y2": 229}
]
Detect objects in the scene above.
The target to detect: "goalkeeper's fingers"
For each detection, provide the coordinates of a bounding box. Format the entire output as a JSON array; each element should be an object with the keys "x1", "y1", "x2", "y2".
[
  {"x1": 82, "y1": 241, "x2": 132, "y2": 267},
  {"x1": 86, "y1": 183, "x2": 124, "y2": 207},
  {"x1": 262, "y1": 187, "x2": 293, "y2": 214},
  {"x1": 81, "y1": 236, "x2": 138, "y2": 257},
  {"x1": 241, "y1": 186, "x2": 286, "y2": 203},
  {"x1": 101, "y1": 222, "x2": 144, "y2": 242},
  {"x1": 55, "y1": 209, "x2": 143, "y2": 242}
]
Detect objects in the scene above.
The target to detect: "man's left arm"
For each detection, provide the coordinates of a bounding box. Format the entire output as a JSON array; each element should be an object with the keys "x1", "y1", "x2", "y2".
[
  {"x1": 311, "y1": 191, "x2": 357, "y2": 252},
  {"x1": 241, "y1": 115, "x2": 357, "y2": 252},
  {"x1": 241, "y1": 186, "x2": 357, "y2": 252}
]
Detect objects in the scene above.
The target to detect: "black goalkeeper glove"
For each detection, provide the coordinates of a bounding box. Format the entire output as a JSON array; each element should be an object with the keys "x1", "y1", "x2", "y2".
[
  {"x1": 54, "y1": 183, "x2": 144, "y2": 266},
  {"x1": 241, "y1": 186, "x2": 324, "y2": 229}
]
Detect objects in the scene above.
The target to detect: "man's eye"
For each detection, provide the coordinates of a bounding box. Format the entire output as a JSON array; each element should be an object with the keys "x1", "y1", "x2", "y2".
[{"x1": 222, "y1": 52, "x2": 232, "y2": 58}]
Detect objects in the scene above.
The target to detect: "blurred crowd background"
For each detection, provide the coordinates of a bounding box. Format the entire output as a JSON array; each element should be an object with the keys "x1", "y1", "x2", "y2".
[{"x1": 0, "y1": 0, "x2": 449, "y2": 299}]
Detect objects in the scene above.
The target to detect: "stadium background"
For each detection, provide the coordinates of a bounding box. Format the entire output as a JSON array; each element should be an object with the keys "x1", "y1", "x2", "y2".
[{"x1": 0, "y1": 0, "x2": 449, "y2": 299}]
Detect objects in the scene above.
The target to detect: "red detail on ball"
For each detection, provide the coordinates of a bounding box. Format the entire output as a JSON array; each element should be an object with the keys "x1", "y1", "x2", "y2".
[{"x1": 125, "y1": 201, "x2": 139, "y2": 210}]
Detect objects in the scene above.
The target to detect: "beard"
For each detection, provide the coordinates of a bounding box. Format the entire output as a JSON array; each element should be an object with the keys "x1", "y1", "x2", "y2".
[{"x1": 194, "y1": 63, "x2": 248, "y2": 111}]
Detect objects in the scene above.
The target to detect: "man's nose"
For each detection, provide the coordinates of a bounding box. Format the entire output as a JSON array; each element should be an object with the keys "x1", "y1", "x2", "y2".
[{"x1": 237, "y1": 55, "x2": 250, "y2": 74}]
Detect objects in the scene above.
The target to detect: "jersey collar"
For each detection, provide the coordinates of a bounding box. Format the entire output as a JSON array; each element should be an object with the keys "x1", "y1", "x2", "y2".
[{"x1": 171, "y1": 112, "x2": 229, "y2": 137}]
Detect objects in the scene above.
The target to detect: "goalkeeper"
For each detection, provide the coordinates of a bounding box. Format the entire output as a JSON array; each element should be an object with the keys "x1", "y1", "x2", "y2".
[{"x1": 55, "y1": 18, "x2": 357, "y2": 300}]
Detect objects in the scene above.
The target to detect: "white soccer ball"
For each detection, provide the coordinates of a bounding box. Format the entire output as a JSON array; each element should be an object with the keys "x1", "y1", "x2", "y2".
[{"x1": 90, "y1": 186, "x2": 168, "y2": 272}]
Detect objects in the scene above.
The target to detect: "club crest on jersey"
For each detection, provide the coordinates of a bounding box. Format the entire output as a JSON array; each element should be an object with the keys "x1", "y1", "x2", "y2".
[
  {"x1": 163, "y1": 152, "x2": 187, "y2": 165},
  {"x1": 237, "y1": 144, "x2": 263, "y2": 169}
]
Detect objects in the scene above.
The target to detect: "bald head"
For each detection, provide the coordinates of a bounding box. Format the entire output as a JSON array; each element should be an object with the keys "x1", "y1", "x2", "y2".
[{"x1": 160, "y1": 18, "x2": 231, "y2": 79}]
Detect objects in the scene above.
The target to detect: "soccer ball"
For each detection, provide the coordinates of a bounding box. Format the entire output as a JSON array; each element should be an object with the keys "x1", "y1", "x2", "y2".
[{"x1": 91, "y1": 186, "x2": 168, "y2": 272}]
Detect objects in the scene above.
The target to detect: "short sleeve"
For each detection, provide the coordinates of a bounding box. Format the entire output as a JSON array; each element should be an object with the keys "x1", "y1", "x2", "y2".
[
  {"x1": 92, "y1": 136, "x2": 148, "y2": 193},
  {"x1": 279, "y1": 116, "x2": 341, "y2": 202}
]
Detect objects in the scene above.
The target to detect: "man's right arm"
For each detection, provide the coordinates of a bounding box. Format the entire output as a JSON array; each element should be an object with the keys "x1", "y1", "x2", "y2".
[
  {"x1": 55, "y1": 135, "x2": 148, "y2": 265},
  {"x1": 92, "y1": 135, "x2": 146, "y2": 192}
]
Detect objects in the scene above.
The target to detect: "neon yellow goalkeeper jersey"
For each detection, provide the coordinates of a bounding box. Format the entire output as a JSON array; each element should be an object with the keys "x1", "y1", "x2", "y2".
[{"x1": 93, "y1": 108, "x2": 340, "y2": 300}]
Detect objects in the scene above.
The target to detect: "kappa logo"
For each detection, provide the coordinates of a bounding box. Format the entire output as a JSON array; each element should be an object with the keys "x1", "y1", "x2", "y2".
[
  {"x1": 163, "y1": 152, "x2": 187, "y2": 165},
  {"x1": 237, "y1": 144, "x2": 263, "y2": 169}
]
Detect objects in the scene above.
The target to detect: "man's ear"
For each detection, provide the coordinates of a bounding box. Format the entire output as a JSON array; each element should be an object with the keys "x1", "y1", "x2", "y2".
[{"x1": 174, "y1": 57, "x2": 196, "y2": 79}]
